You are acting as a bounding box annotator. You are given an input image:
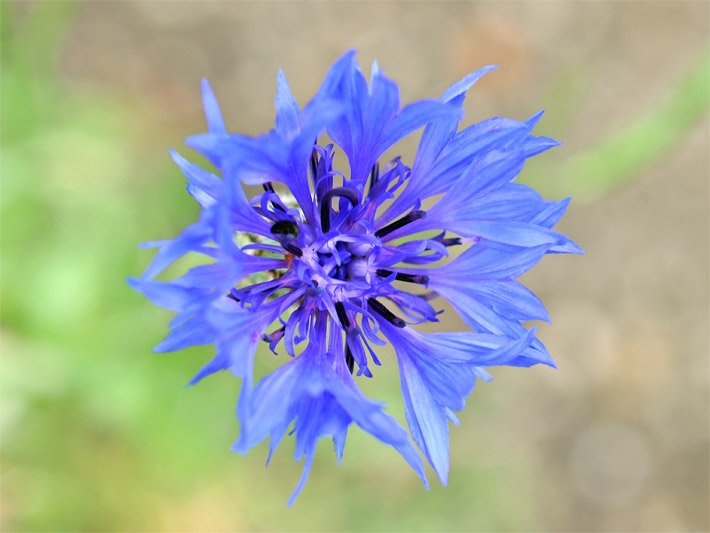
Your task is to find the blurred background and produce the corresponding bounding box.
[1,1,708,531]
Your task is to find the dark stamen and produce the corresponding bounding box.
[335,301,356,333]
[367,298,406,328]
[375,210,426,239]
[227,292,240,302]
[282,241,303,257]
[262,182,286,213]
[368,162,380,192]
[440,237,462,247]
[310,147,319,183]
[345,346,355,374]
[320,187,359,233]
[376,269,430,285]
[337,302,357,372]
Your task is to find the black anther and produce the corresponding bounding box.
[320,187,359,233]
[345,346,355,374]
[335,301,356,333]
[262,183,286,212]
[440,237,462,247]
[374,210,426,239]
[271,219,298,238]
[369,162,380,191]
[376,269,429,285]
[367,298,406,328]
[310,147,319,182]
[282,241,303,257]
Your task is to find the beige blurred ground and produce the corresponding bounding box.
[3,1,708,531]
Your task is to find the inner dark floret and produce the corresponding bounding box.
[240,144,447,374]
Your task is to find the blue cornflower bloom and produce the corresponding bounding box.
[129,51,581,504]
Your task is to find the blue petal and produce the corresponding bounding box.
[331,372,428,487]
[318,51,457,184]
[408,65,498,199]
[154,315,216,353]
[381,323,538,484]
[436,242,550,280]
[201,78,226,134]
[275,69,301,139]
[425,285,556,368]
[398,350,452,484]
[185,132,255,174]
[127,276,205,313]
[288,446,316,506]
[190,303,278,384]
[440,65,499,103]
[139,210,214,280]
[235,317,428,503]
[462,280,549,322]
[169,149,222,208]
[529,198,585,254]
[383,117,532,225]
[378,99,461,172]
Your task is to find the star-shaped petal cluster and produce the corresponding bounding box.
[130,51,582,504]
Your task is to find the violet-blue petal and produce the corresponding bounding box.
[201,78,227,134]
[235,320,427,504]
[412,64,499,184]
[381,322,538,484]
[139,209,215,281]
[274,69,301,139]
[170,149,222,208]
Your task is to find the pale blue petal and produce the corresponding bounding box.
[170,149,222,208]
[398,351,451,485]
[275,69,301,138]
[201,78,226,134]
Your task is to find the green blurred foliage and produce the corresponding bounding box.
[1,3,238,529]
[528,52,710,200]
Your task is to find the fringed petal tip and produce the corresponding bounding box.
[525,109,546,128]
[201,78,227,134]
[229,438,249,456]
[440,64,499,103]
[287,449,316,507]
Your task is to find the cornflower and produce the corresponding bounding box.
[130,51,581,505]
